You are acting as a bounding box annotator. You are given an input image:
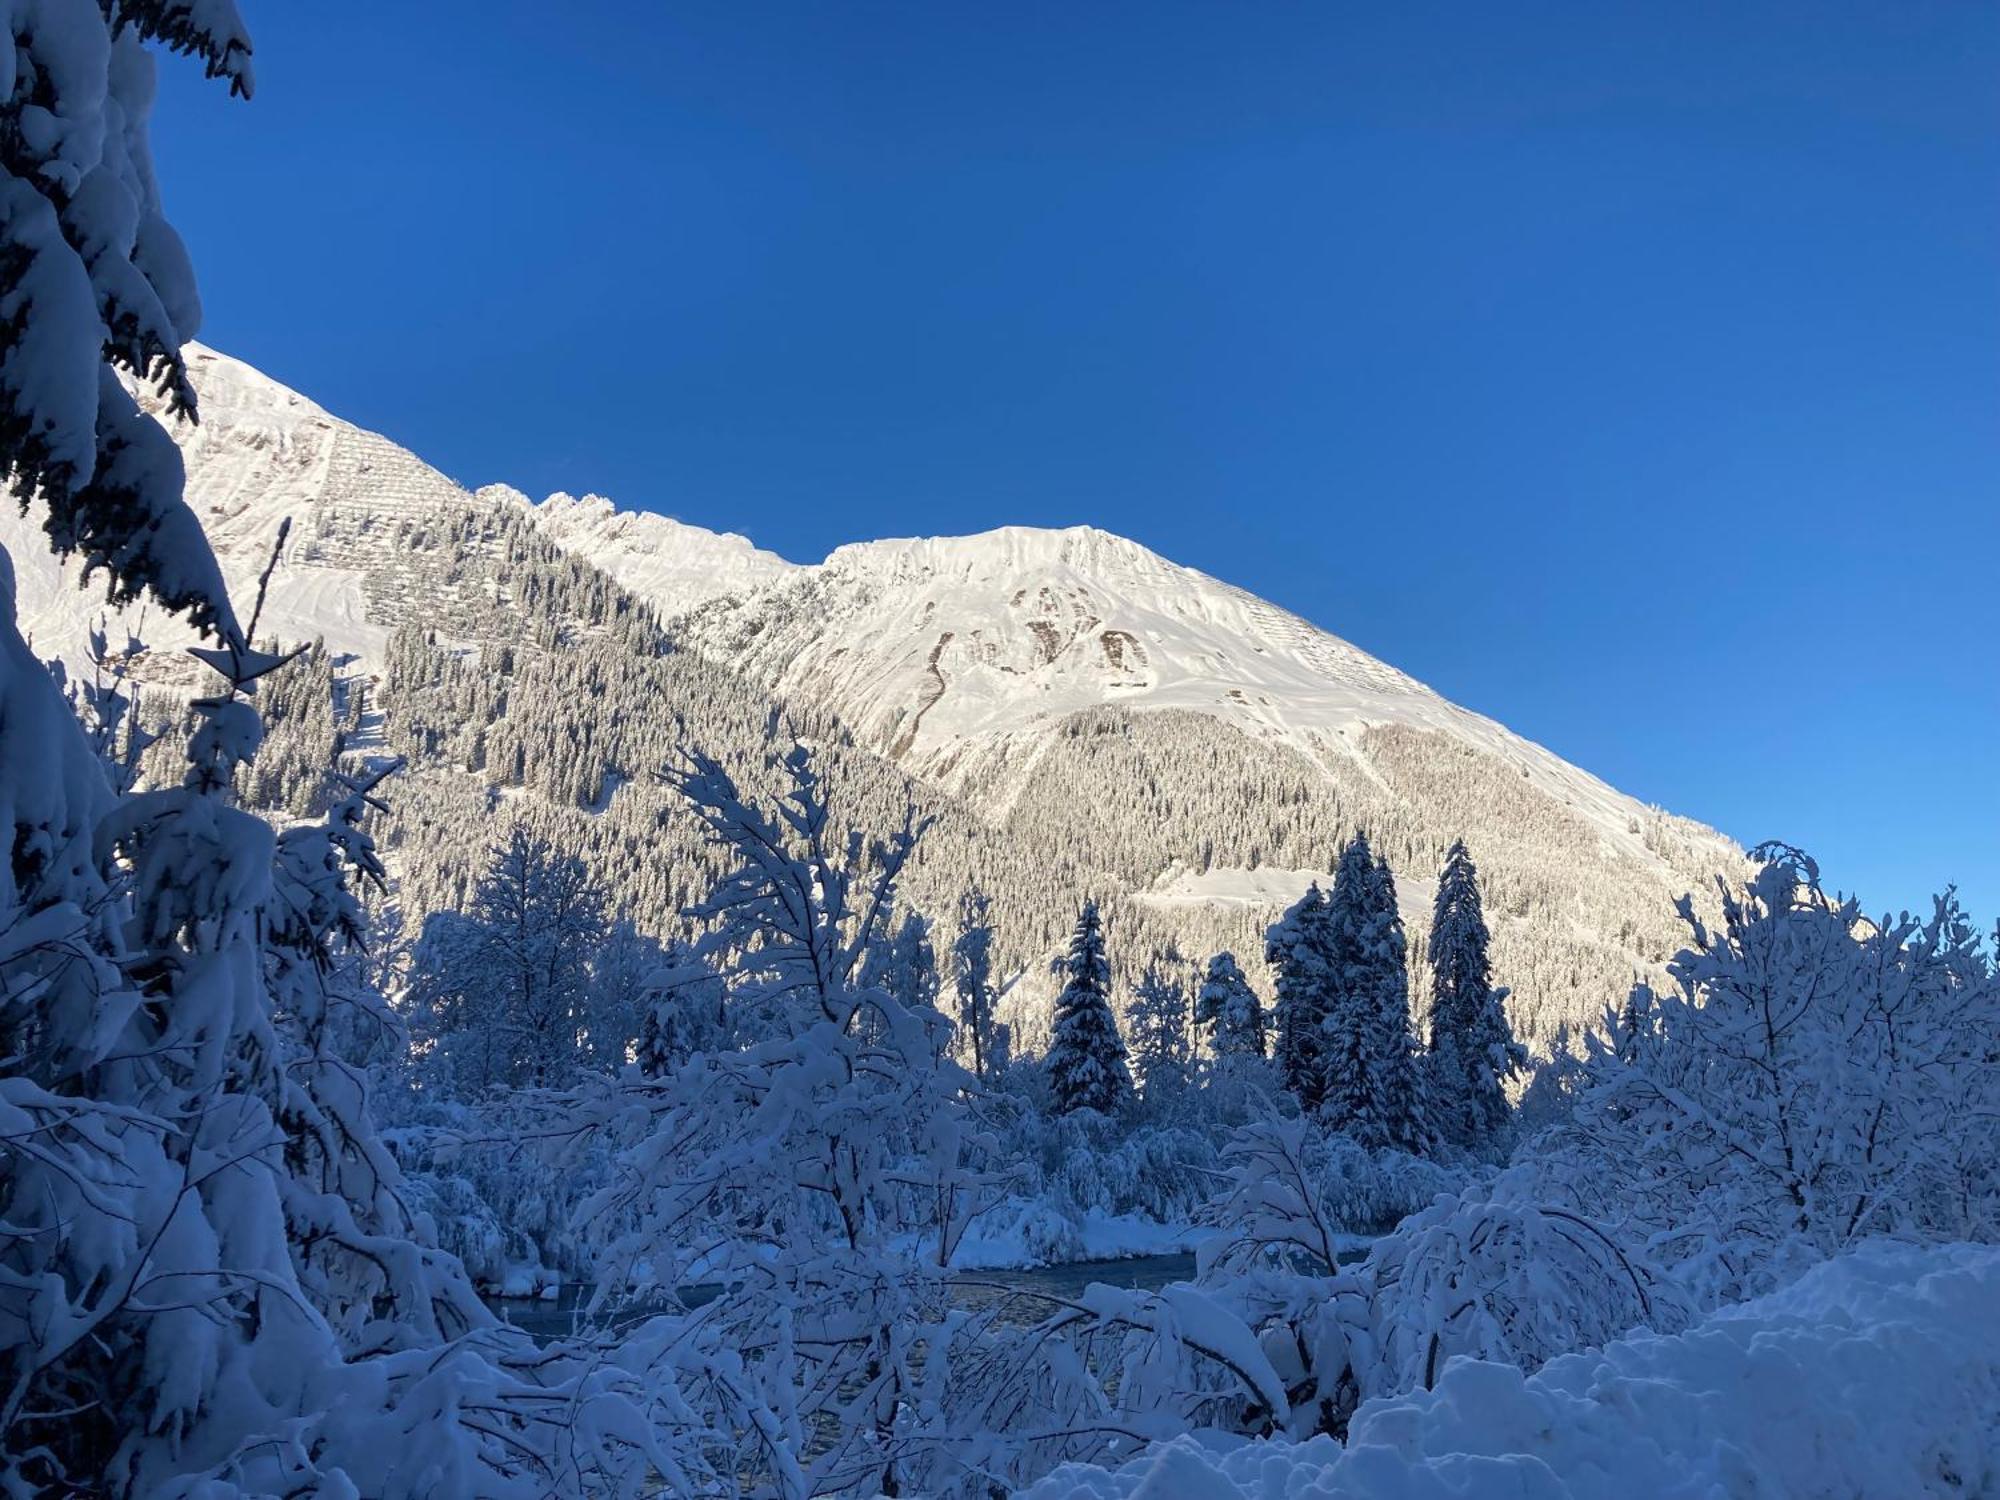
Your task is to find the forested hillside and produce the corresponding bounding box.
[4,346,1743,1053]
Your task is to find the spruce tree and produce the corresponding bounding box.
[1319,840,1378,1136]
[1426,839,1526,1149]
[951,882,1005,1084]
[1266,883,1336,1111]
[1045,901,1133,1115]
[1365,847,1434,1154]
[1322,833,1432,1152]
[1128,948,1193,1108]
[408,827,610,1089]
[1195,950,1267,1059]
[885,909,941,1013]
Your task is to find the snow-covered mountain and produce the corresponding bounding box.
[2,345,1742,1045]
[666,524,1661,861]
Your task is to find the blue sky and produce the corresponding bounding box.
[154,2,1997,921]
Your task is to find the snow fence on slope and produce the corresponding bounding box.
[1022,1240,2000,1499]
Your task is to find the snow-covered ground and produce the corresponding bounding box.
[941,1203,1211,1271]
[1021,1240,2000,1499]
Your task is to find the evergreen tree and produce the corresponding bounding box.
[1425,839,1526,1150]
[1322,833,1432,1153]
[1612,979,1656,1064]
[885,909,941,1014]
[1365,847,1434,1154]
[1045,901,1132,1115]
[1194,950,1267,1059]
[582,917,668,1072]
[634,939,729,1076]
[1266,883,1336,1111]
[1128,948,1194,1109]
[408,828,610,1089]
[951,882,1006,1084]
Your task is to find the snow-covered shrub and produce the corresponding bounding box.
[1199,1112,1463,1279]
[1338,1173,1681,1398]
[1193,1169,1674,1441]
[559,747,1009,1497]
[382,1095,609,1292]
[1533,845,2000,1305]
[1106,1125,1218,1225]
[1005,1099,1221,1234]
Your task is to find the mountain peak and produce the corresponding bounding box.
[820,522,1172,582]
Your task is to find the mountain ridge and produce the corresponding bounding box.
[1,344,1742,1048]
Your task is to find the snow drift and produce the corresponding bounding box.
[1021,1241,2000,1499]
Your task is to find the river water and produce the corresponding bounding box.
[487,1251,1205,1343]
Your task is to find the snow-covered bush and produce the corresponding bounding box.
[1199,1112,1462,1279]
[382,1094,609,1292]
[558,746,1010,1496]
[1533,845,2000,1305]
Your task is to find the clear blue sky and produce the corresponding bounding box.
[154,2,1998,922]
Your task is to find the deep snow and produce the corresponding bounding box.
[1020,1240,2000,1499]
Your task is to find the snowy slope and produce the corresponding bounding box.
[5,345,1669,866]
[6,342,464,672]
[673,524,1679,864]
[3,348,792,678]
[1020,1242,2000,1500]
[508,488,795,609]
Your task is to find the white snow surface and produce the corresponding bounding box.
[5,342,449,671]
[1022,1240,2000,1500]
[507,487,795,609]
[670,524,1674,859]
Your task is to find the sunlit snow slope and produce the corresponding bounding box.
[653,525,1676,866]
[4,345,791,674]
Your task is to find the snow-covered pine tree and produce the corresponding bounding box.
[1127,948,1193,1111]
[0,2,249,644]
[1194,950,1266,1059]
[886,908,941,1014]
[1425,839,1525,1152]
[406,827,610,1089]
[1611,978,1656,1063]
[1321,834,1432,1153]
[1266,883,1336,1112]
[582,917,668,1072]
[2,18,697,1490]
[1046,901,1133,1115]
[951,881,1006,1084]
[634,938,728,1076]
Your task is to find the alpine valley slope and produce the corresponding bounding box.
[4,344,1741,1049]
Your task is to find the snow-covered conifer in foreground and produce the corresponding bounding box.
[1265,882,1335,1111]
[1319,834,1431,1153]
[1424,839,1525,1153]
[1045,900,1134,1116]
[1,13,695,1493]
